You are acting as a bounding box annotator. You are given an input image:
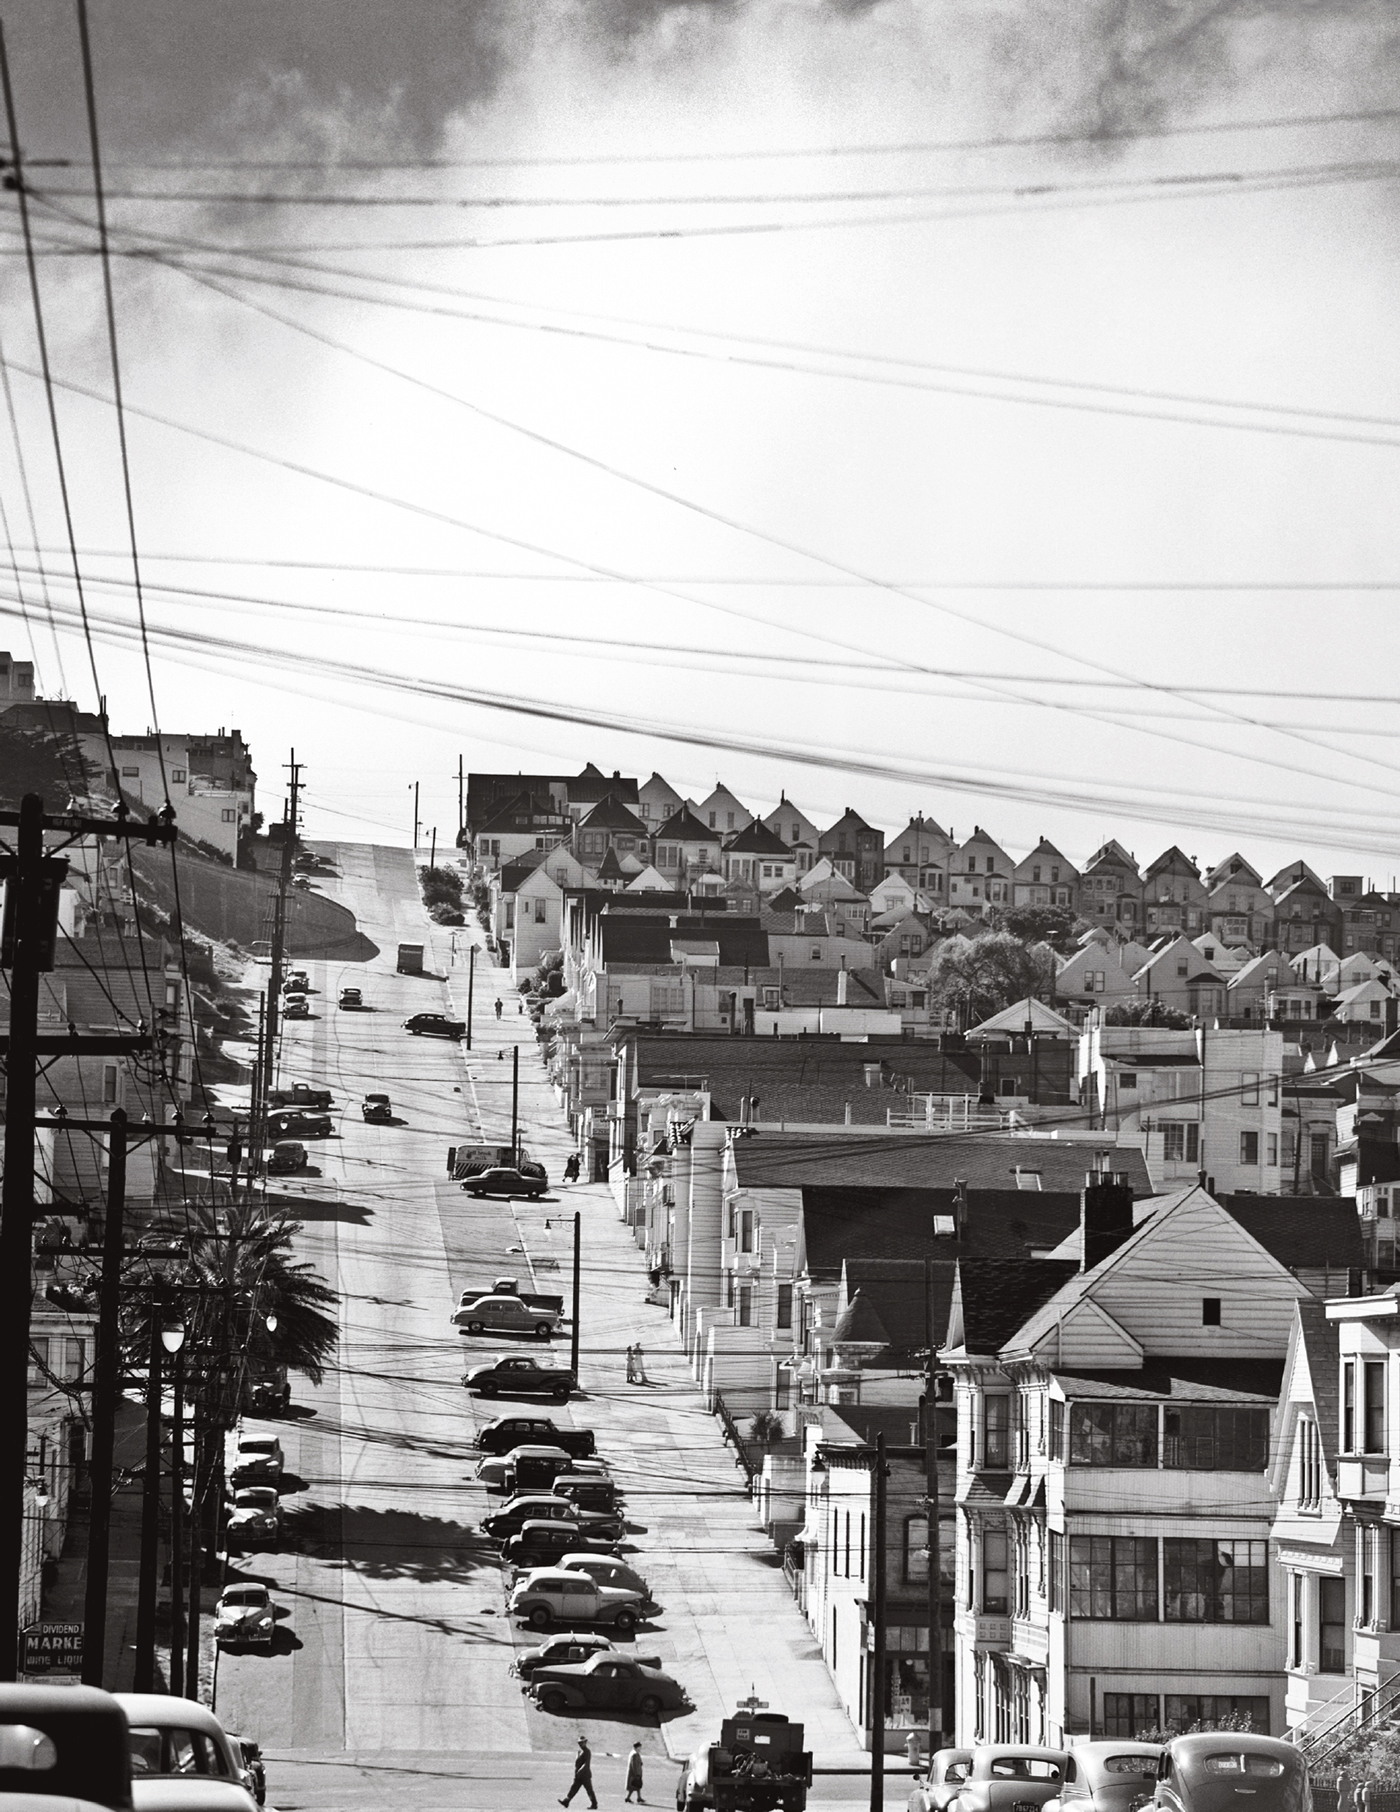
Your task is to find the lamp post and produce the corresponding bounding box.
[167,1330,187,1697]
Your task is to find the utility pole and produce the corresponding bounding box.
[412,782,420,853]
[169,1342,186,1697]
[510,1046,519,1157]
[871,1430,888,1812]
[0,793,175,1680]
[133,1311,164,1692]
[925,1257,943,1754]
[466,944,476,1051]
[570,1211,581,1382]
[261,752,302,1121]
[456,756,464,845]
[429,827,437,872]
[81,1112,126,1687]
[185,1425,204,1700]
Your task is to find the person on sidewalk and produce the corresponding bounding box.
[494,997,503,1019]
[563,1153,580,1184]
[625,1741,644,1803]
[561,1736,597,1809]
[631,1344,648,1385]
[625,1344,637,1384]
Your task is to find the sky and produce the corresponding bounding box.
[1,0,1399,881]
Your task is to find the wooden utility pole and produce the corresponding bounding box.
[0,794,174,1679]
[456,756,464,844]
[133,1312,164,1692]
[925,1256,943,1751]
[510,1046,519,1156]
[570,1212,581,1382]
[871,1430,888,1812]
[466,944,476,1051]
[82,1112,126,1687]
[261,752,302,1119]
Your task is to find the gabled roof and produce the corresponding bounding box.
[1143,845,1201,881]
[477,788,570,834]
[569,767,639,807]
[577,794,648,835]
[1336,977,1395,1006]
[1267,860,1327,896]
[821,807,879,840]
[1219,1194,1364,1270]
[733,1134,1152,1195]
[767,885,802,913]
[1228,951,1291,990]
[654,805,721,843]
[832,1289,894,1349]
[1295,1297,1341,1478]
[1204,852,1264,891]
[1084,840,1139,878]
[498,847,550,891]
[947,1257,1079,1355]
[843,1259,951,1355]
[796,861,867,901]
[884,815,950,854]
[968,997,1078,1039]
[723,820,792,857]
[1013,837,1079,879]
[595,847,628,881]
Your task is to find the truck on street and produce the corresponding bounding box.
[677,1708,813,1812]
[396,942,425,974]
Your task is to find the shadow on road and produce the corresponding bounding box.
[286,1196,374,1225]
[281,1501,497,1583]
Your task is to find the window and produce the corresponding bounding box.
[1344,1361,1356,1452]
[810,946,822,961]
[905,1515,929,1583]
[1201,1298,1221,1326]
[1242,1072,1260,1106]
[1266,1133,1278,1166]
[1163,1538,1268,1622]
[1119,1070,1137,1089]
[1102,1694,1159,1738]
[170,767,186,783]
[1032,867,1041,883]
[1240,1130,1259,1165]
[1298,1417,1322,1510]
[1070,1403,1158,1467]
[1069,1535,1158,1620]
[1048,1399,1065,1461]
[1049,1529,1065,1613]
[737,1285,752,1328]
[1162,1123,1200,1163]
[1321,1575,1347,1671]
[738,1210,754,1253]
[708,812,716,827]
[220,808,237,823]
[102,1064,119,1105]
[1365,1359,1386,1454]
[1363,1526,1377,1626]
[1392,1530,1400,1632]
[982,1526,1009,1613]
[776,1283,793,1329]
[1290,1573,1303,1668]
[1163,1406,1268,1469]
[1162,1696,1268,1735]
[121,764,139,777]
[534,899,548,924]
[983,1396,1010,1468]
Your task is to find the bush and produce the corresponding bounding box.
[419,864,464,912]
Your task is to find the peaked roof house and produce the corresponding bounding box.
[883,815,955,898]
[1141,847,1208,938]
[1012,838,1080,913]
[1271,867,1343,955]
[1055,938,1141,1014]
[695,782,753,837]
[1129,933,1226,1017]
[636,771,684,829]
[943,1179,1318,1748]
[470,788,572,871]
[651,805,723,884]
[819,808,885,894]
[565,763,641,819]
[947,827,1014,921]
[722,819,797,894]
[571,795,651,874]
[762,794,822,874]
[1204,854,1273,948]
[1080,840,1142,934]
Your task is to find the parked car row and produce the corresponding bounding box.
[905,1738,1308,1812]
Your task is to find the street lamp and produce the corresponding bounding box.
[160,1319,186,1356]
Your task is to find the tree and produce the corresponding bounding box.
[927,931,1056,1028]
[991,903,1078,953]
[1104,998,1192,1030]
[0,721,97,810]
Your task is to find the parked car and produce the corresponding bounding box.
[114,1692,258,1810]
[553,1553,657,1610]
[0,1681,134,1809]
[267,1083,332,1109]
[450,1143,547,1186]
[267,1140,307,1175]
[909,1751,975,1812]
[509,1568,646,1632]
[267,1110,332,1141]
[338,987,363,1009]
[921,1748,1066,1812]
[361,1093,392,1122]
[1152,1736,1307,1812]
[483,1494,623,1543]
[474,1414,595,1457]
[461,1165,549,1200]
[476,1443,573,1492]
[1043,1743,1162,1812]
[503,1519,618,1571]
[282,993,311,1019]
[515,1630,646,1678]
[453,1294,559,1338]
[529,1653,686,1717]
[551,1474,624,1519]
[226,1488,282,1549]
[464,1357,575,1402]
[404,1012,464,1039]
[214,1584,277,1653]
[284,971,310,992]
[225,1735,266,1806]
[230,1435,283,1487]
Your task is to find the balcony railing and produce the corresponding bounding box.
[887,1094,1016,1132]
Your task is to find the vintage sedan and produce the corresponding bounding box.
[528,1653,688,1717]
[464,1357,574,1402]
[515,1631,651,1678]
[267,1110,332,1141]
[461,1165,549,1201]
[504,1520,619,1571]
[338,987,363,1009]
[909,1751,975,1812]
[475,1415,595,1457]
[933,1748,1066,1812]
[230,1436,284,1487]
[226,1488,282,1549]
[404,1012,465,1039]
[1153,1735,1309,1812]
[484,1494,623,1544]
[1044,1744,1162,1812]
[361,1093,392,1122]
[213,1584,277,1653]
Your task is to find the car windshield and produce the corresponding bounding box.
[128,1728,231,1776]
[989,1759,1060,1781]
[222,1588,267,1606]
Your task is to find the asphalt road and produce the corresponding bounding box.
[214,843,882,1811]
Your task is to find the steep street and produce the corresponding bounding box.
[215,843,868,1810]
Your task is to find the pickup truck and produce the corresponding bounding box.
[509,1567,646,1633]
[528,1653,688,1717]
[474,1414,596,1457]
[459,1277,564,1317]
[453,1294,560,1338]
[267,1083,334,1109]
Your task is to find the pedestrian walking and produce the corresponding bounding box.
[561,1736,597,1810]
[632,1343,648,1386]
[625,1343,638,1384]
[564,1153,580,1184]
[625,1741,645,1803]
[494,997,503,1020]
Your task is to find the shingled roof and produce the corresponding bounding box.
[1220,1194,1364,1270]
[655,805,721,843]
[724,820,792,858]
[801,1186,1083,1278]
[731,1133,1152,1195]
[577,794,649,835]
[948,1257,1079,1355]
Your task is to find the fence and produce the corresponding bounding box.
[714,1392,759,1485]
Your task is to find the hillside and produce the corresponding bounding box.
[132,845,378,963]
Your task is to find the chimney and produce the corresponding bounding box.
[837,968,849,1005]
[863,1062,881,1088]
[1080,1172,1135,1273]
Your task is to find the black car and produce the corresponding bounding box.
[475,1414,596,1458]
[483,1496,623,1544]
[515,1631,630,1678]
[464,1356,575,1403]
[267,1109,333,1140]
[503,1519,618,1570]
[404,1013,465,1039]
[462,1166,548,1200]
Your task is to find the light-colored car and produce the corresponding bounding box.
[554,1553,658,1610]
[1043,1742,1162,1812]
[214,1584,276,1652]
[509,1567,647,1632]
[113,1693,258,1811]
[917,1747,1066,1812]
[361,1092,392,1122]
[908,1750,975,1812]
[282,993,311,1019]
[452,1294,559,1338]
[226,1488,281,1548]
[230,1435,283,1487]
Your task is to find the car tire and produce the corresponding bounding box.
[534,1324,552,1339]
[541,1688,567,1715]
[613,1609,637,1634]
[468,1321,485,1336]
[639,1694,661,1718]
[552,1390,570,1404]
[528,1606,552,1629]
[477,1382,497,1397]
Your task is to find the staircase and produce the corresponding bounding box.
[1296,1672,1400,1771]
